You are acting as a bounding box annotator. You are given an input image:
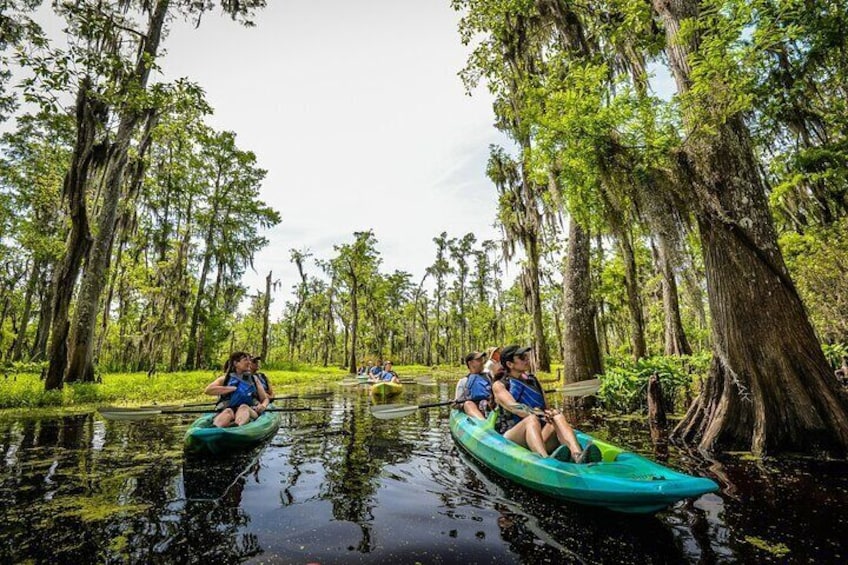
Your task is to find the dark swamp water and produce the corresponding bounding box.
[2,383,848,564]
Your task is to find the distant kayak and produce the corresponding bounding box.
[371,381,403,398]
[184,405,282,455]
[450,410,718,514]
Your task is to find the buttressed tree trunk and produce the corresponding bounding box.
[654,0,848,454]
[562,219,603,385]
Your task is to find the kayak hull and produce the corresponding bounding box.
[371,381,403,398]
[184,405,282,455]
[449,410,718,514]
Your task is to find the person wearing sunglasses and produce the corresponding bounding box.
[492,344,599,463]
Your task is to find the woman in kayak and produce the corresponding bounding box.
[379,361,400,383]
[205,351,270,428]
[493,345,599,463]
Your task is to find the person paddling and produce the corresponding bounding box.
[493,345,600,463]
[455,351,493,419]
[379,361,399,383]
[205,351,270,428]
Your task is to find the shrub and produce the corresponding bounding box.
[598,353,711,414]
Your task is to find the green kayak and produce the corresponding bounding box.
[184,405,282,455]
[371,381,403,398]
[450,410,718,514]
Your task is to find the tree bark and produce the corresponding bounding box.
[655,0,848,454]
[562,220,603,385]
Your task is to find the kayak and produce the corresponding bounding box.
[184,405,282,455]
[449,410,718,514]
[371,381,403,398]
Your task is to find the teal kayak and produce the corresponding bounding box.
[184,405,282,455]
[449,410,719,514]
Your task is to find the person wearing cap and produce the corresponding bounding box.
[250,356,273,399]
[379,361,399,383]
[455,351,493,419]
[493,344,600,463]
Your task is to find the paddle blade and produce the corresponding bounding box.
[98,408,162,421]
[370,403,420,420]
[554,378,601,397]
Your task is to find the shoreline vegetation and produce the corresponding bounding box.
[3,348,844,418]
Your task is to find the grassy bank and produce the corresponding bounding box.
[0,365,352,410]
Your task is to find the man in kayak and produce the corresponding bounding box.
[205,351,270,428]
[455,351,493,419]
[250,355,274,399]
[380,361,400,383]
[493,345,600,463]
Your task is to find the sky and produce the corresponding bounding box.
[155,1,510,316]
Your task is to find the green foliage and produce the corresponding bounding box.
[822,343,848,369]
[780,218,848,343]
[598,353,711,414]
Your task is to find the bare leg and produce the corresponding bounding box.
[462,400,485,420]
[213,408,235,428]
[542,414,582,457]
[234,404,256,426]
[504,416,548,456]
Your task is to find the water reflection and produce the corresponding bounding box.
[2,391,848,563]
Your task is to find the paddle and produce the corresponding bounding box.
[274,391,334,400]
[98,406,332,421]
[370,400,458,420]
[544,378,601,397]
[370,378,602,421]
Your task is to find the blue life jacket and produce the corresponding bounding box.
[381,370,397,381]
[465,373,492,402]
[221,372,258,409]
[370,366,382,375]
[498,373,545,431]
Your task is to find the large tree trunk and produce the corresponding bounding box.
[44,82,99,391]
[66,109,156,382]
[562,220,603,384]
[655,0,848,454]
[64,1,168,383]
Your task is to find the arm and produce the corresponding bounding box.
[255,378,270,413]
[205,375,234,396]
[492,380,534,420]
